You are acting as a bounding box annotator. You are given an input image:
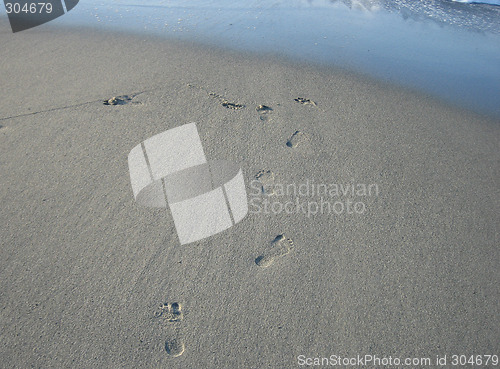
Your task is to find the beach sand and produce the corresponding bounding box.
[0,20,499,368]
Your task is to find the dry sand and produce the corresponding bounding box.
[0,20,499,368]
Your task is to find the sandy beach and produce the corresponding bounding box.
[0,18,499,368]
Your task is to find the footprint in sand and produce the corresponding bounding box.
[255,170,275,195]
[165,336,185,357]
[188,84,245,110]
[208,91,244,110]
[154,302,183,322]
[294,97,317,107]
[286,131,306,148]
[103,95,133,106]
[255,234,294,268]
[256,104,273,121]
[154,302,185,357]
[221,100,244,110]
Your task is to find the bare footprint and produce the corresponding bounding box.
[154,302,183,322]
[188,84,245,110]
[221,99,244,110]
[286,131,305,148]
[165,336,185,357]
[255,170,275,195]
[153,302,185,357]
[103,95,133,105]
[206,90,244,109]
[255,234,294,268]
[294,97,317,106]
[256,104,273,121]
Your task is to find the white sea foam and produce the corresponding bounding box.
[450,0,500,5]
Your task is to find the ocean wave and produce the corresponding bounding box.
[449,0,500,5]
[329,0,500,34]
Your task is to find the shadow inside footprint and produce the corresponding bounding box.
[165,337,185,357]
[256,104,273,120]
[103,95,132,105]
[256,234,294,268]
[154,302,183,322]
[256,104,272,113]
[294,97,317,106]
[286,131,305,148]
[221,100,244,110]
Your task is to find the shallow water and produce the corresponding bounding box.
[30,0,500,118]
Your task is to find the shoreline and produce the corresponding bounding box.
[52,0,500,119]
[3,20,500,124]
[3,15,500,123]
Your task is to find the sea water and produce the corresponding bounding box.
[18,0,500,118]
